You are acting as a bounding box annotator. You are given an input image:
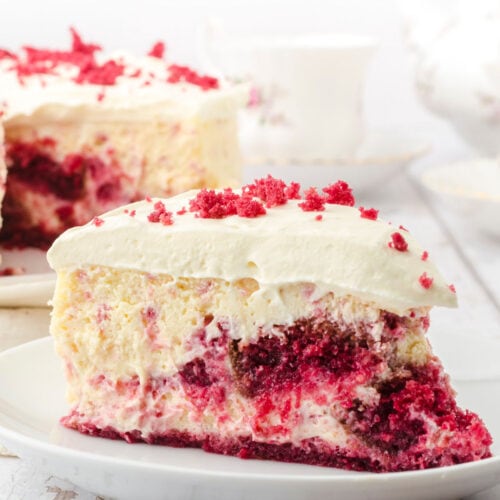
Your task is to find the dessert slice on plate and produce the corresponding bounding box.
[48,177,492,472]
[0,29,242,249]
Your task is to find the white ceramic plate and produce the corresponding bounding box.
[0,337,499,500]
[0,248,55,307]
[243,130,429,196]
[419,158,500,237]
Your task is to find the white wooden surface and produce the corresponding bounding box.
[0,157,499,499]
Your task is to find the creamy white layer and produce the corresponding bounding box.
[48,190,457,315]
[0,52,244,124]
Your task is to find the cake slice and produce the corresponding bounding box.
[48,177,492,472]
[0,29,241,249]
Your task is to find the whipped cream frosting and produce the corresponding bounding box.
[0,49,243,123]
[47,189,458,315]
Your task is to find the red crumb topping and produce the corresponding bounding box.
[75,59,125,86]
[0,29,218,90]
[188,188,267,219]
[298,187,325,212]
[145,196,152,202]
[399,225,409,232]
[148,41,165,59]
[285,181,301,200]
[449,284,456,293]
[0,49,16,60]
[176,207,187,215]
[243,176,288,207]
[419,272,433,289]
[421,251,429,261]
[315,214,323,221]
[359,207,379,220]
[129,210,136,217]
[388,232,408,252]
[167,64,219,90]
[148,201,173,225]
[322,180,355,206]
[97,90,105,102]
[92,216,104,227]
[235,196,267,218]
[189,189,238,219]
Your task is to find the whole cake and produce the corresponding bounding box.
[0,29,241,249]
[48,177,492,472]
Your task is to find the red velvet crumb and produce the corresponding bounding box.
[421,251,429,261]
[322,181,355,206]
[235,196,266,218]
[148,41,165,59]
[167,64,219,90]
[388,232,408,252]
[399,225,409,232]
[243,175,288,207]
[92,216,104,227]
[148,201,173,225]
[449,284,456,293]
[145,196,152,202]
[359,207,378,220]
[285,181,301,200]
[298,187,325,212]
[419,272,433,289]
[176,207,187,215]
[315,214,323,221]
[129,210,136,217]
[189,188,238,218]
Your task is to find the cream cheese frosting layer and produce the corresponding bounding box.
[47,189,457,315]
[0,49,243,122]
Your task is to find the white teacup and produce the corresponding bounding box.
[199,25,376,162]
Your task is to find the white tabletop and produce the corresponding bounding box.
[0,156,499,500]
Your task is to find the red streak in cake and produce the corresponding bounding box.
[0,140,128,248]
[298,187,325,212]
[323,181,355,206]
[388,232,408,252]
[62,313,492,472]
[359,207,378,220]
[419,272,433,289]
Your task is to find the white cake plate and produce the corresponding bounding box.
[0,337,499,500]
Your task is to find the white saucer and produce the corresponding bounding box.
[0,248,55,307]
[243,130,429,195]
[0,337,499,500]
[418,158,500,237]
